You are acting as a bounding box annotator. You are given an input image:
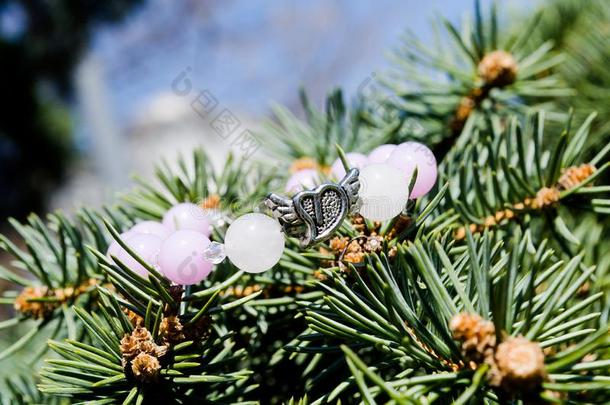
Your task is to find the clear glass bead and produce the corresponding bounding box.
[203,241,227,264]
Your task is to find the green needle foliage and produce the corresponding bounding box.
[442,111,610,248]
[259,89,405,168]
[0,210,114,365]
[524,0,610,149]
[123,149,276,220]
[300,231,608,403]
[381,0,572,158]
[0,1,609,404]
[39,248,256,404]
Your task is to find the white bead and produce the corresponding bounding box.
[224,213,285,273]
[357,163,409,221]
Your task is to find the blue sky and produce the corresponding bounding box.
[91,0,539,128]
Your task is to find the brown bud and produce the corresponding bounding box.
[491,336,546,391]
[329,236,349,253]
[484,216,497,227]
[535,187,560,208]
[343,251,365,264]
[455,97,476,123]
[132,326,152,343]
[350,214,367,233]
[363,235,383,253]
[346,240,362,253]
[494,210,505,222]
[160,316,185,345]
[138,340,167,358]
[289,157,319,173]
[131,353,161,383]
[120,335,140,360]
[450,313,496,365]
[454,227,466,240]
[313,270,328,281]
[55,287,74,302]
[558,164,595,190]
[124,309,144,327]
[14,286,55,319]
[478,50,518,87]
[200,194,221,210]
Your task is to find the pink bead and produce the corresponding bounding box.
[285,169,319,193]
[109,233,162,278]
[162,203,211,237]
[367,144,397,164]
[130,221,171,240]
[158,230,213,285]
[386,142,437,198]
[330,152,368,179]
[106,231,133,259]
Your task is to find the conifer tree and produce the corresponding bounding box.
[0,1,609,404]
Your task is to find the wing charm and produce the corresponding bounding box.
[265,168,360,248]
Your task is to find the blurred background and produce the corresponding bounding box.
[0,0,543,227]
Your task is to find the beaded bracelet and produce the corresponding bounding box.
[107,142,437,285]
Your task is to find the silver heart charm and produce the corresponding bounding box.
[265,168,360,248]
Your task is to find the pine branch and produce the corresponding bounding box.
[38,254,259,403]
[0,2,608,403]
[381,0,572,159]
[441,111,610,250]
[295,230,608,402]
[0,210,121,365]
[523,0,610,148]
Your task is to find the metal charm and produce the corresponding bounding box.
[265,168,360,248]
